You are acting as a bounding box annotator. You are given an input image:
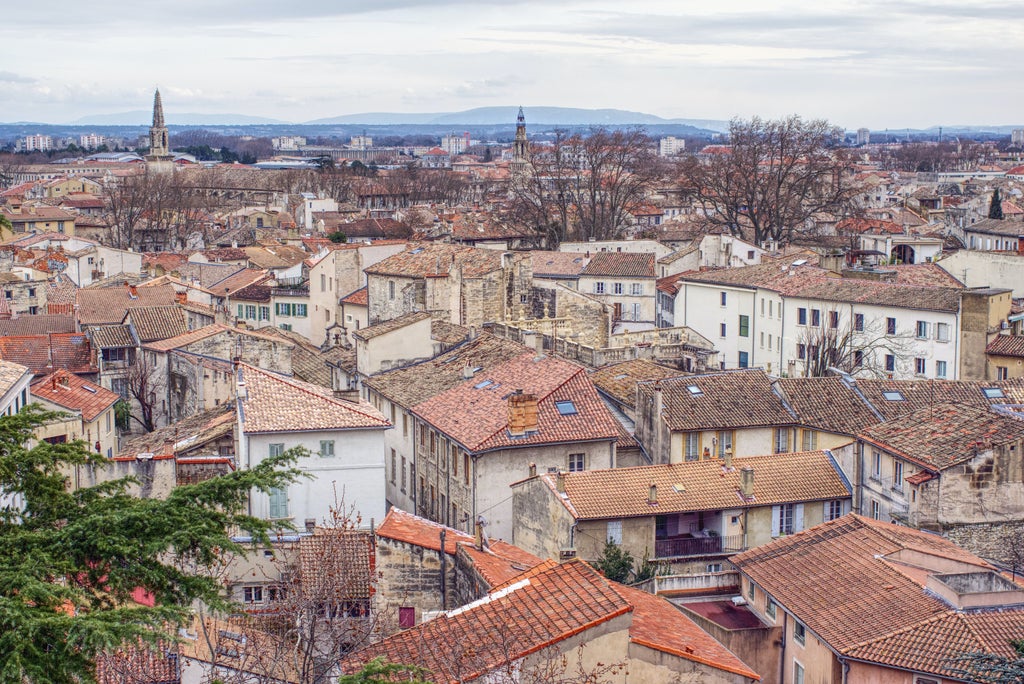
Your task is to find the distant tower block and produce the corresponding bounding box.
[1012,129,1024,146]
[511,106,529,175]
[658,136,686,157]
[856,128,871,146]
[146,88,174,172]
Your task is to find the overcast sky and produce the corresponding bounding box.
[3,0,1022,128]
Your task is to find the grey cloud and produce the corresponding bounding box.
[0,71,36,84]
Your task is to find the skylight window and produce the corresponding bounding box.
[555,400,578,416]
[982,387,1006,399]
[687,385,704,396]
[474,380,493,389]
[613,373,628,380]
[882,391,905,401]
[409,247,424,254]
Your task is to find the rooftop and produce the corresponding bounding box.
[31,370,118,422]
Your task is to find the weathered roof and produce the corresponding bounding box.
[775,376,883,436]
[123,305,187,343]
[77,283,177,326]
[364,243,504,279]
[89,324,135,349]
[637,369,797,432]
[0,314,77,336]
[986,334,1024,358]
[589,359,683,410]
[545,449,850,520]
[353,311,430,342]
[529,251,589,278]
[0,333,94,375]
[207,267,271,296]
[238,363,389,433]
[0,359,31,396]
[579,251,656,278]
[117,403,236,459]
[859,402,1024,471]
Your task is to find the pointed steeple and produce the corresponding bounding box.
[152,88,165,129]
[512,106,529,175]
[517,106,525,125]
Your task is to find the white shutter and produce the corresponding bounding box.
[823,501,831,520]
[795,504,805,532]
[771,506,781,538]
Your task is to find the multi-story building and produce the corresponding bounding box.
[577,252,657,329]
[16,134,53,152]
[658,136,686,157]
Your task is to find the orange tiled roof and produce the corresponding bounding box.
[775,376,883,436]
[238,362,389,433]
[365,243,505,279]
[123,305,187,343]
[0,333,94,375]
[529,250,589,279]
[412,353,620,453]
[546,449,850,520]
[340,286,368,306]
[579,251,656,278]
[589,359,683,410]
[733,515,1018,679]
[77,283,177,326]
[32,370,118,421]
[986,334,1024,358]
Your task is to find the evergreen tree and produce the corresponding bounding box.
[0,406,302,683]
[989,188,1005,220]
[592,539,634,583]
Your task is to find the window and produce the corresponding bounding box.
[915,358,926,375]
[245,305,256,319]
[853,350,864,368]
[774,428,790,453]
[717,431,734,459]
[268,487,289,519]
[739,315,749,337]
[243,586,264,603]
[319,440,335,458]
[464,453,470,485]
[738,351,749,368]
[801,430,817,451]
[798,308,807,325]
[720,291,727,306]
[893,460,904,491]
[794,661,804,684]
[607,520,622,544]
[936,322,950,342]
[886,317,896,335]
[871,499,880,519]
[269,443,285,458]
[872,451,882,479]
[594,282,606,294]
[761,299,765,316]
[794,621,806,646]
[259,306,270,321]
[398,606,415,629]
[401,456,407,491]
[824,499,844,521]
[797,343,806,360]
[555,400,578,415]
[237,304,244,318]
[769,301,773,317]
[885,354,895,372]
[829,310,839,328]
[720,323,727,337]
[760,332,765,348]
[983,386,1006,399]
[684,432,700,461]
[997,367,1009,381]
[631,283,643,296]
[276,302,290,316]
[707,563,722,573]
[451,445,458,476]
[882,390,905,401]
[936,360,947,378]
[390,449,396,484]
[773,504,795,536]
[568,453,585,472]
[613,282,623,295]
[766,597,777,620]
[854,313,864,332]
[916,320,929,339]
[388,281,395,300]
[811,309,821,327]
[320,274,326,292]
[294,304,307,317]
[748,581,755,600]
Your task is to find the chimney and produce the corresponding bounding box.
[175,291,187,304]
[333,388,360,403]
[724,448,734,470]
[507,389,539,437]
[740,467,755,499]
[648,483,658,505]
[528,463,537,478]
[58,373,70,388]
[304,518,316,533]
[556,471,566,494]
[462,364,477,379]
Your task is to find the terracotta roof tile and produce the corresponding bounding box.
[89,325,135,349]
[300,529,375,601]
[638,369,796,431]
[986,334,1024,358]
[364,243,505,279]
[529,250,590,278]
[118,404,236,459]
[32,369,118,421]
[589,359,683,410]
[889,264,964,288]
[775,376,883,436]
[340,286,368,306]
[0,333,94,375]
[124,305,187,343]
[579,251,656,278]
[77,283,178,326]
[548,449,850,520]
[238,363,389,433]
[859,402,1024,471]
[413,354,620,453]
[0,359,31,395]
[207,268,271,296]
[353,311,430,342]
[0,314,77,336]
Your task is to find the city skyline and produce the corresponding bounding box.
[2,0,1022,129]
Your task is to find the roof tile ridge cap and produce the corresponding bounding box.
[840,610,958,656]
[243,363,388,424]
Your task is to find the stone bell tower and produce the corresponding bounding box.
[146,89,173,172]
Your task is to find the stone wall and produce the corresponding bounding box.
[942,521,1024,567]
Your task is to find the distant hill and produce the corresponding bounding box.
[71,111,290,126]
[306,106,731,131]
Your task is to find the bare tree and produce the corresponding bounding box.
[124,352,166,433]
[796,311,917,379]
[682,116,861,247]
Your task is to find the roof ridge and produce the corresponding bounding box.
[241,363,388,425]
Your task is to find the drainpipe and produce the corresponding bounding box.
[779,610,788,684]
[439,528,447,610]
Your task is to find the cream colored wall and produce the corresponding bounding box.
[627,643,754,684]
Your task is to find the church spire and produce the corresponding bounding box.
[152,88,165,129]
[512,106,528,176]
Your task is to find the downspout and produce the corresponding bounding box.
[779,610,788,684]
[439,528,447,610]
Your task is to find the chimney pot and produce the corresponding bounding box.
[556,471,566,494]
[740,467,755,499]
[528,463,537,478]
[648,483,658,504]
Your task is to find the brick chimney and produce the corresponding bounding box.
[507,389,539,437]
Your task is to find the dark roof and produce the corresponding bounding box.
[579,251,656,278]
[0,314,76,336]
[124,305,187,343]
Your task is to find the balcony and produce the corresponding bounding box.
[655,534,745,559]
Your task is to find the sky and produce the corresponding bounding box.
[2,0,1022,129]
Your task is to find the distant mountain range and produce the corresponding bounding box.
[59,106,730,131]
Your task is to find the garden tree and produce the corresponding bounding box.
[0,406,302,683]
[122,352,167,433]
[681,116,861,247]
[336,657,430,684]
[592,539,634,583]
[990,188,1005,220]
[509,128,659,246]
[945,640,1024,684]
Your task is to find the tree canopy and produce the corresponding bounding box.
[0,406,301,683]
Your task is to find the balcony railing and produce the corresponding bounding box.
[655,534,745,559]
